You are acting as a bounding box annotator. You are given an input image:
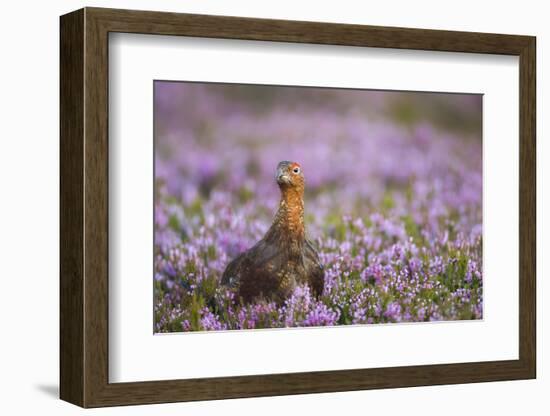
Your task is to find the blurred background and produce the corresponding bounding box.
[154,82,482,234]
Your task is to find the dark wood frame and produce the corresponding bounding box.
[60,7,536,408]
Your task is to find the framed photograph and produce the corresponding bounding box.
[60,7,536,407]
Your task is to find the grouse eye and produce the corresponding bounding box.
[293,167,300,174]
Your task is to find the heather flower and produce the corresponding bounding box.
[384,302,402,322]
[302,303,340,327]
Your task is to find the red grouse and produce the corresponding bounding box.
[221,161,324,304]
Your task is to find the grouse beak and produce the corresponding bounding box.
[276,167,291,186]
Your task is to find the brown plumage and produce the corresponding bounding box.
[221,161,324,304]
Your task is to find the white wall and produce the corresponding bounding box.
[0,1,545,414]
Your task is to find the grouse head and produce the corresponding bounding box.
[275,161,304,192]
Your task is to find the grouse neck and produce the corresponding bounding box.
[269,186,305,241]
[265,184,305,244]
